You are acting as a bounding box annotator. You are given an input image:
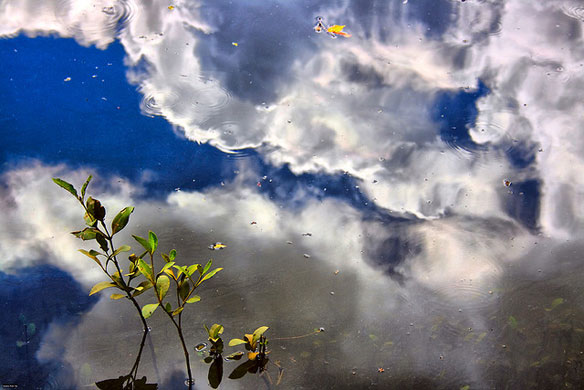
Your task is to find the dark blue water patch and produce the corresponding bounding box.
[503,179,540,232]
[432,80,490,151]
[405,0,454,38]
[0,36,240,196]
[0,265,98,389]
[252,161,410,222]
[505,140,538,169]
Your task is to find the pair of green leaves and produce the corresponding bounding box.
[133,231,158,255]
[228,326,269,351]
[53,176,134,238]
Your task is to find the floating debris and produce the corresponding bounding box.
[64,77,71,82]
[327,24,352,38]
[232,42,238,47]
[334,270,340,275]
[313,16,326,33]
[102,6,115,15]
[208,242,227,250]
[286,241,293,245]
[377,368,385,373]
[314,16,351,38]
[250,221,257,225]
[319,327,325,332]
[302,232,312,237]
[503,179,512,187]
[168,5,175,10]
[257,181,262,187]
[194,342,207,352]
[303,254,311,258]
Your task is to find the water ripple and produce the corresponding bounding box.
[55,0,137,39]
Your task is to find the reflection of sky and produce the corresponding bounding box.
[1,0,584,388]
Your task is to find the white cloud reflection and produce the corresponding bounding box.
[2,0,584,386]
[2,0,583,235]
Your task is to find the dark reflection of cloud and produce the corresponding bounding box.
[0,265,96,389]
[195,0,320,104]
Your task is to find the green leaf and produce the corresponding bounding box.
[252,326,269,344]
[112,245,131,257]
[111,207,134,235]
[96,233,109,252]
[199,268,223,284]
[156,275,170,301]
[148,231,158,253]
[172,307,184,316]
[16,340,26,348]
[186,264,198,277]
[132,280,153,297]
[78,249,102,268]
[83,212,97,227]
[111,271,123,287]
[160,262,175,274]
[89,281,117,296]
[137,259,154,282]
[508,316,518,329]
[209,324,224,340]
[228,338,247,347]
[165,302,172,312]
[86,197,106,221]
[169,249,177,261]
[551,298,564,309]
[52,178,78,198]
[186,295,201,304]
[202,259,212,275]
[80,175,92,200]
[110,294,125,300]
[225,351,244,361]
[142,303,159,319]
[72,228,98,241]
[178,281,190,301]
[133,235,152,253]
[161,253,170,263]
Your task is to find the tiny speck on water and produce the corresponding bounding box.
[304,254,311,258]
[330,291,335,295]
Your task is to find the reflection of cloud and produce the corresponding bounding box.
[0,161,545,388]
[5,0,579,234]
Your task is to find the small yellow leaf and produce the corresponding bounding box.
[168,5,174,10]
[110,294,125,300]
[247,352,259,360]
[328,25,346,33]
[232,42,238,47]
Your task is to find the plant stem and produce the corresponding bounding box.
[171,318,193,388]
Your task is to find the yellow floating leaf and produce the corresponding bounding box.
[232,42,238,47]
[326,24,352,37]
[168,5,174,10]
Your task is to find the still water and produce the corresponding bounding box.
[1,0,584,389]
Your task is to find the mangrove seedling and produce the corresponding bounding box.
[228,326,271,380]
[202,323,231,388]
[132,231,223,388]
[52,176,150,333]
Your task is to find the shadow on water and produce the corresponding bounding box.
[95,330,158,390]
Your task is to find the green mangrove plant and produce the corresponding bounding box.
[52,176,149,333]
[131,230,223,387]
[53,175,223,388]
